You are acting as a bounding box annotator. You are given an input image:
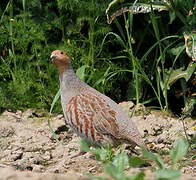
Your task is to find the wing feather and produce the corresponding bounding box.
[66,92,120,140]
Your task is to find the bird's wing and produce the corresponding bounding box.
[66,92,120,139]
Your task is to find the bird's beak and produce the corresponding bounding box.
[50,54,57,62]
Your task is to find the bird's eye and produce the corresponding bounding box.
[60,51,63,54]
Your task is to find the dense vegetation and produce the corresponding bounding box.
[0,0,195,116]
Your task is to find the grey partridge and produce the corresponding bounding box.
[50,50,145,148]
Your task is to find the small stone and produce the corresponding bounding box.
[10,151,23,161]
[146,136,156,143]
[157,137,164,144]
[32,164,45,172]
[22,109,34,119]
[0,126,15,138]
[155,143,165,149]
[42,151,51,161]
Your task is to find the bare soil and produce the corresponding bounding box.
[0,102,195,180]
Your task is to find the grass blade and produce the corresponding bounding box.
[170,138,189,165]
[155,169,181,180]
[142,149,165,169]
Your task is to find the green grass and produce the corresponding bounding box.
[0,0,195,116]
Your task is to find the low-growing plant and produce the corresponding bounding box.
[79,138,189,180]
[143,138,189,180]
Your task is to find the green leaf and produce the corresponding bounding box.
[128,172,145,180]
[169,11,176,24]
[167,62,196,88]
[170,45,184,56]
[129,156,146,167]
[184,31,196,61]
[76,65,88,81]
[92,177,109,180]
[142,149,165,169]
[182,97,196,116]
[106,2,168,24]
[155,169,181,180]
[185,62,196,81]
[48,89,61,143]
[91,146,113,162]
[104,163,125,180]
[91,148,103,161]
[112,153,129,171]
[79,139,90,152]
[93,67,111,87]
[170,138,189,165]
[49,89,60,114]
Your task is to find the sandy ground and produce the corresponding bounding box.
[0,102,195,180]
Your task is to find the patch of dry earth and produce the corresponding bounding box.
[0,103,195,180]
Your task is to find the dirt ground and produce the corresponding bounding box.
[0,102,195,180]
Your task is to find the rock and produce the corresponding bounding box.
[22,109,34,119]
[0,126,15,138]
[32,164,45,172]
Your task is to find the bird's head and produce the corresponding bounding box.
[50,50,71,74]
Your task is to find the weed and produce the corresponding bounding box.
[80,137,189,180]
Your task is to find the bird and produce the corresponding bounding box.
[50,50,145,149]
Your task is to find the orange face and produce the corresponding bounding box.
[50,50,71,76]
[50,50,70,67]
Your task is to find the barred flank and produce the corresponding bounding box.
[66,92,119,144]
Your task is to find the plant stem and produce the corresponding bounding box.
[124,13,140,104]
[9,0,15,56]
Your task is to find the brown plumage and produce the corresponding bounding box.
[50,50,145,148]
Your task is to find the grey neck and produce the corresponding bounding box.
[59,65,85,93]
